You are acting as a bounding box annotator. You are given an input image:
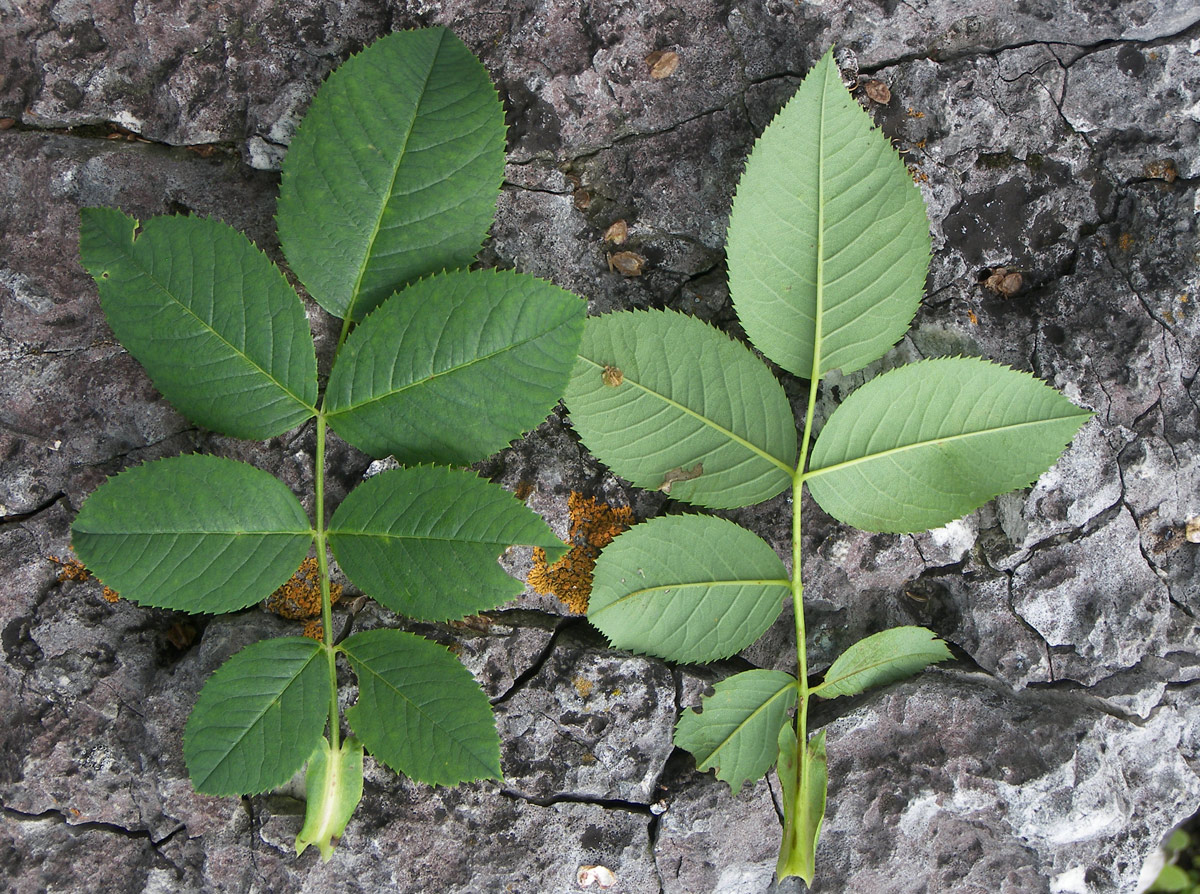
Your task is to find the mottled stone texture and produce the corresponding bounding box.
[3,1,1199,892]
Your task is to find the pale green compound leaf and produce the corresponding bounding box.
[328,465,567,622]
[726,48,930,379]
[674,669,797,792]
[805,357,1093,533]
[341,629,502,785]
[814,626,952,699]
[71,454,314,614]
[565,310,796,510]
[325,269,585,465]
[776,725,827,884]
[183,636,330,796]
[296,736,365,861]
[589,515,791,663]
[277,27,506,322]
[78,208,318,438]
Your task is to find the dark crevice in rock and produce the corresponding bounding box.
[1,803,187,848]
[497,786,654,816]
[0,492,65,526]
[488,614,579,708]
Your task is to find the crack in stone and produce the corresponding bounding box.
[0,492,65,526]
[497,786,654,815]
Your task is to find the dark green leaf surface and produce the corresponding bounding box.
[806,357,1092,532]
[71,455,314,613]
[726,49,930,379]
[183,637,330,796]
[674,669,797,791]
[589,515,790,662]
[78,208,318,438]
[815,626,951,699]
[277,27,506,321]
[565,310,796,509]
[342,629,501,785]
[325,269,585,465]
[329,466,566,622]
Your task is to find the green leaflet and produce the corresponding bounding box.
[78,209,318,438]
[815,626,952,699]
[277,28,506,322]
[325,269,585,465]
[805,357,1093,532]
[726,49,930,379]
[776,725,827,885]
[565,310,796,509]
[183,637,330,796]
[296,737,365,861]
[674,669,797,792]
[589,515,790,663]
[341,629,502,785]
[70,455,314,614]
[328,465,567,622]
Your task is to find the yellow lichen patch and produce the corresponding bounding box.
[48,554,120,603]
[573,676,595,699]
[266,557,342,620]
[528,492,633,614]
[302,619,325,642]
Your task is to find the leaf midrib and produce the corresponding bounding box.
[696,679,797,768]
[802,411,1091,482]
[590,579,791,620]
[576,355,796,477]
[108,230,316,416]
[817,650,950,696]
[342,28,444,324]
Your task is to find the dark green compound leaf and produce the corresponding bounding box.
[183,636,331,796]
[324,269,585,465]
[726,48,930,380]
[814,626,952,699]
[805,357,1093,533]
[588,515,791,663]
[71,454,314,614]
[674,669,797,792]
[328,465,567,623]
[776,724,827,885]
[78,208,318,439]
[565,310,797,510]
[277,27,507,322]
[341,629,502,786]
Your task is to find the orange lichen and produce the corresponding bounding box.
[48,554,119,602]
[266,557,342,620]
[528,492,633,614]
[302,619,325,642]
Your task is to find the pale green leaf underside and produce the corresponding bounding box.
[815,626,952,699]
[183,637,330,796]
[674,669,797,792]
[589,515,790,663]
[341,629,502,785]
[277,27,506,322]
[71,455,314,613]
[78,208,318,438]
[726,49,930,379]
[806,357,1092,532]
[565,310,796,509]
[329,465,567,622]
[325,269,585,465]
[296,736,364,860]
[777,726,827,884]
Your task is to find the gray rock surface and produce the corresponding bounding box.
[4,1,1200,892]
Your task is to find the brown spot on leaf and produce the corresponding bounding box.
[659,462,703,494]
[602,365,624,387]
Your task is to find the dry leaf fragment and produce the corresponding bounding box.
[602,365,624,387]
[645,50,680,79]
[608,251,645,276]
[578,864,617,888]
[603,219,628,245]
[660,462,703,493]
[982,267,1023,297]
[1186,517,1200,544]
[0,118,16,130]
[863,79,891,104]
[1144,158,1178,183]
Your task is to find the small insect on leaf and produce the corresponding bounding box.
[660,462,703,494]
[646,50,680,80]
[602,365,624,387]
